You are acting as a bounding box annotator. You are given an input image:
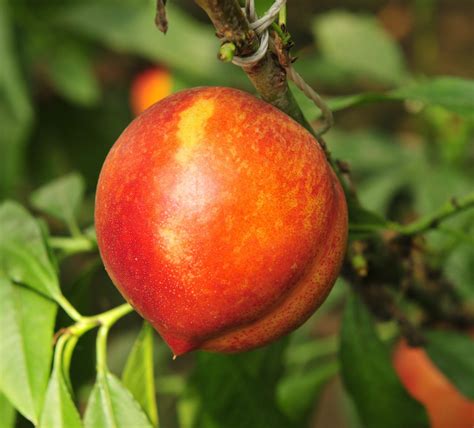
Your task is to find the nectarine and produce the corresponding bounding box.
[130,67,172,115]
[394,340,474,428]
[95,87,347,355]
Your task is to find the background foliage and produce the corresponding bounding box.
[1,0,473,427]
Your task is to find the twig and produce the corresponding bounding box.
[392,192,474,236]
[194,0,310,130]
[155,0,168,33]
[194,0,353,200]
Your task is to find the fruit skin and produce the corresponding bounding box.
[394,340,474,428]
[95,87,348,356]
[130,67,172,115]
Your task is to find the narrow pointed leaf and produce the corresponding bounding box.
[84,372,152,428]
[0,277,57,423]
[38,364,83,428]
[122,323,158,426]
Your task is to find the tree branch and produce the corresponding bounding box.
[194,0,310,129]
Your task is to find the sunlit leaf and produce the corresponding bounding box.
[122,322,158,427]
[84,372,152,428]
[0,277,57,424]
[39,365,83,428]
[0,392,16,428]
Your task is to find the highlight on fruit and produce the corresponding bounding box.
[130,67,173,115]
[95,86,348,356]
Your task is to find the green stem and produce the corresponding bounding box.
[61,334,79,389]
[56,294,83,322]
[278,4,286,26]
[391,192,474,236]
[95,304,134,374]
[96,325,110,375]
[99,303,134,327]
[53,334,69,370]
[49,236,96,255]
[67,217,83,239]
[54,303,134,381]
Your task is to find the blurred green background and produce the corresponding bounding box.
[1,0,473,427]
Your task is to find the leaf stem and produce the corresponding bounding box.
[49,235,96,255]
[67,217,83,239]
[96,325,110,375]
[95,304,134,374]
[55,294,83,322]
[53,333,69,370]
[54,303,134,378]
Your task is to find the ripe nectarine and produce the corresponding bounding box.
[394,340,474,428]
[130,67,172,115]
[95,87,347,355]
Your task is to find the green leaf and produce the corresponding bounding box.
[0,201,61,300]
[53,1,246,87]
[444,240,474,299]
[0,1,34,197]
[188,340,293,428]
[39,366,83,428]
[43,42,100,107]
[293,77,474,125]
[313,11,407,85]
[122,323,158,427]
[425,330,474,399]
[392,77,474,116]
[0,392,16,428]
[84,372,153,428]
[0,277,57,424]
[30,173,85,234]
[277,360,338,422]
[339,295,429,428]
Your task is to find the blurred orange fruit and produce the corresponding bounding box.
[130,67,172,115]
[393,340,474,428]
